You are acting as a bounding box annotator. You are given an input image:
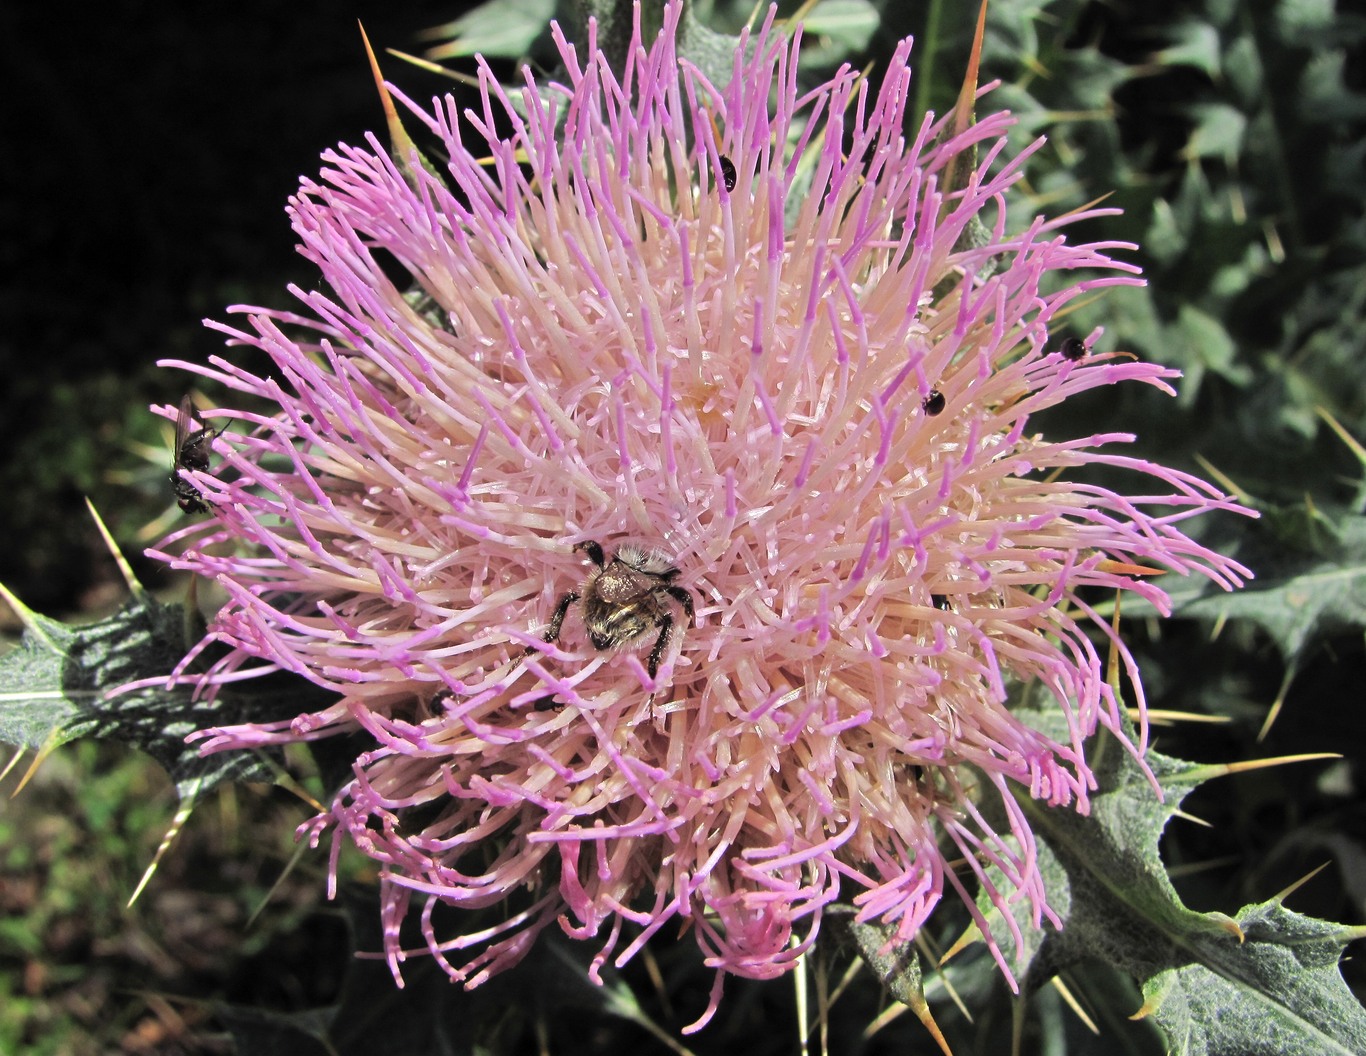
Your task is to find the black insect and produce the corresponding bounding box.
[172,395,223,514]
[1058,337,1087,361]
[718,154,737,193]
[921,389,946,416]
[526,540,697,681]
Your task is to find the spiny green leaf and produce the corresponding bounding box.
[0,593,333,797]
[1168,303,1253,402]
[0,593,197,759]
[1157,20,1223,77]
[1275,0,1339,43]
[800,0,879,52]
[1179,512,1366,671]
[422,0,555,61]
[972,714,1238,989]
[1020,743,1244,985]
[0,606,87,752]
[1144,901,1366,1056]
[1183,102,1248,161]
[1299,51,1366,123]
[971,708,1366,1055]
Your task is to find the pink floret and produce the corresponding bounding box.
[148,0,1253,1024]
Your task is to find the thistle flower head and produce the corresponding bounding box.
[153,2,1250,1029]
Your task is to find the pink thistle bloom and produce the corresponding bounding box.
[151,1,1252,1031]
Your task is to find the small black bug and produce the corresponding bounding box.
[921,389,946,416]
[1059,337,1087,361]
[718,154,737,193]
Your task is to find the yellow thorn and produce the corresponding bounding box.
[0,581,59,652]
[360,22,398,133]
[384,46,483,89]
[784,0,822,29]
[1129,994,1159,1021]
[915,932,973,1023]
[0,587,80,794]
[13,729,64,796]
[1170,808,1212,828]
[1052,191,1116,220]
[1167,854,1243,880]
[0,745,24,783]
[1050,976,1100,1034]
[746,0,769,33]
[245,836,312,929]
[936,0,990,223]
[1130,708,1231,726]
[913,998,956,1056]
[181,573,203,655]
[1218,915,1246,942]
[1256,668,1295,742]
[810,945,831,1056]
[954,0,990,139]
[1219,752,1340,776]
[128,778,201,907]
[1107,586,1123,689]
[250,748,327,814]
[85,497,145,601]
[640,946,674,1020]
[1192,451,1253,504]
[862,1002,907,1040]
[937,923,978,966]
[1275,861,1331,903]
[1043,292,1105,324]
[824,954,864,1011]
[1316,406,1366,467]
[359,22,440,189]
[1094,559,1168,577]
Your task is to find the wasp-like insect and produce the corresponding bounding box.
[525,540,697,681]
[171,396,224,514]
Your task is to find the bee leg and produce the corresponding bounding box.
[645,613,674,681]
[666,585,695,624]
[522,591,578,661]
[573,540,605,567]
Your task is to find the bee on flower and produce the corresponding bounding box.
[151,0,1251,1032]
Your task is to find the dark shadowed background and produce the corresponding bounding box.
[1,1,475,618]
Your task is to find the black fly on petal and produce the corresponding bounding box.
[172,395,224,514]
